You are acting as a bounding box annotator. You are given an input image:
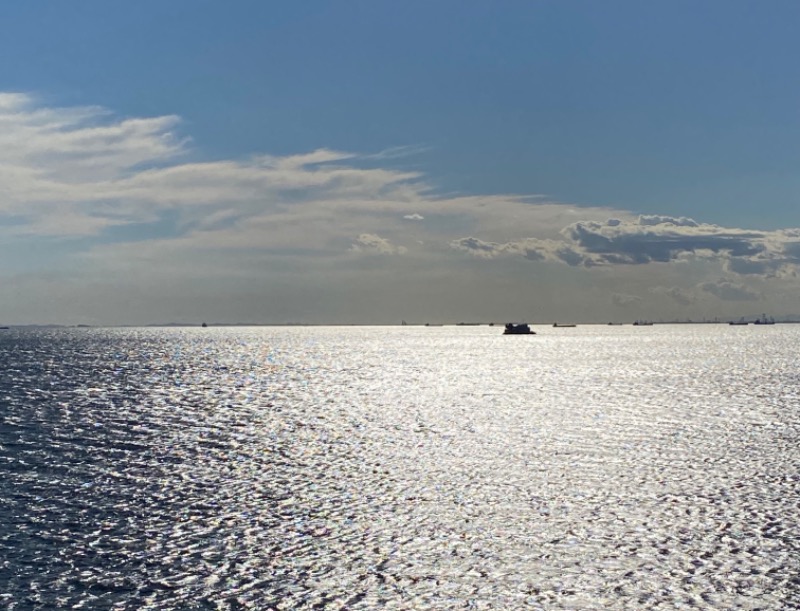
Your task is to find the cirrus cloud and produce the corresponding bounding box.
[2,92,799,325]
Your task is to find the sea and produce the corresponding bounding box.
[1,324,798,610]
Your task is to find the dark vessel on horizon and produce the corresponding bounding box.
[503,323,535,335]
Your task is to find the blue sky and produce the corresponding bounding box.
[2,1,800,324]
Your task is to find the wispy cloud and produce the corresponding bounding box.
[350,233,407,255]
[365,144,431,161]
[1,93,628,256]
[2,93,799,324]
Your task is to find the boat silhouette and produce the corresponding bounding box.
[503,323,535,335]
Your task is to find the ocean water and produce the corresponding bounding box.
[0,324,798,610]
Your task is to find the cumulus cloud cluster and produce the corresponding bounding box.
[451,215,800,278]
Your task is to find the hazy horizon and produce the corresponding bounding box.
[3,2,800,325]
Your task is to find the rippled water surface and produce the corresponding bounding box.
[1,325,799,609]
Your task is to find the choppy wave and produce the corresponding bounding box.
[1,325,798,609]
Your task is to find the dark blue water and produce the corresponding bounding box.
[2,326,799,609]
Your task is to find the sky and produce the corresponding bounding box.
[2,0,800,325]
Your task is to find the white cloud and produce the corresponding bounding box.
[2,92,799,324]
[637,215,699,227]
[365,144,431,160]
[350,233,407,255]
[445,215,800,278]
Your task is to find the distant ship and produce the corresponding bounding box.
[633,320,653,326]
[753,314,775,325]
[552,323,576,328]
[729,318,749,326]
[503,323,535,335]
